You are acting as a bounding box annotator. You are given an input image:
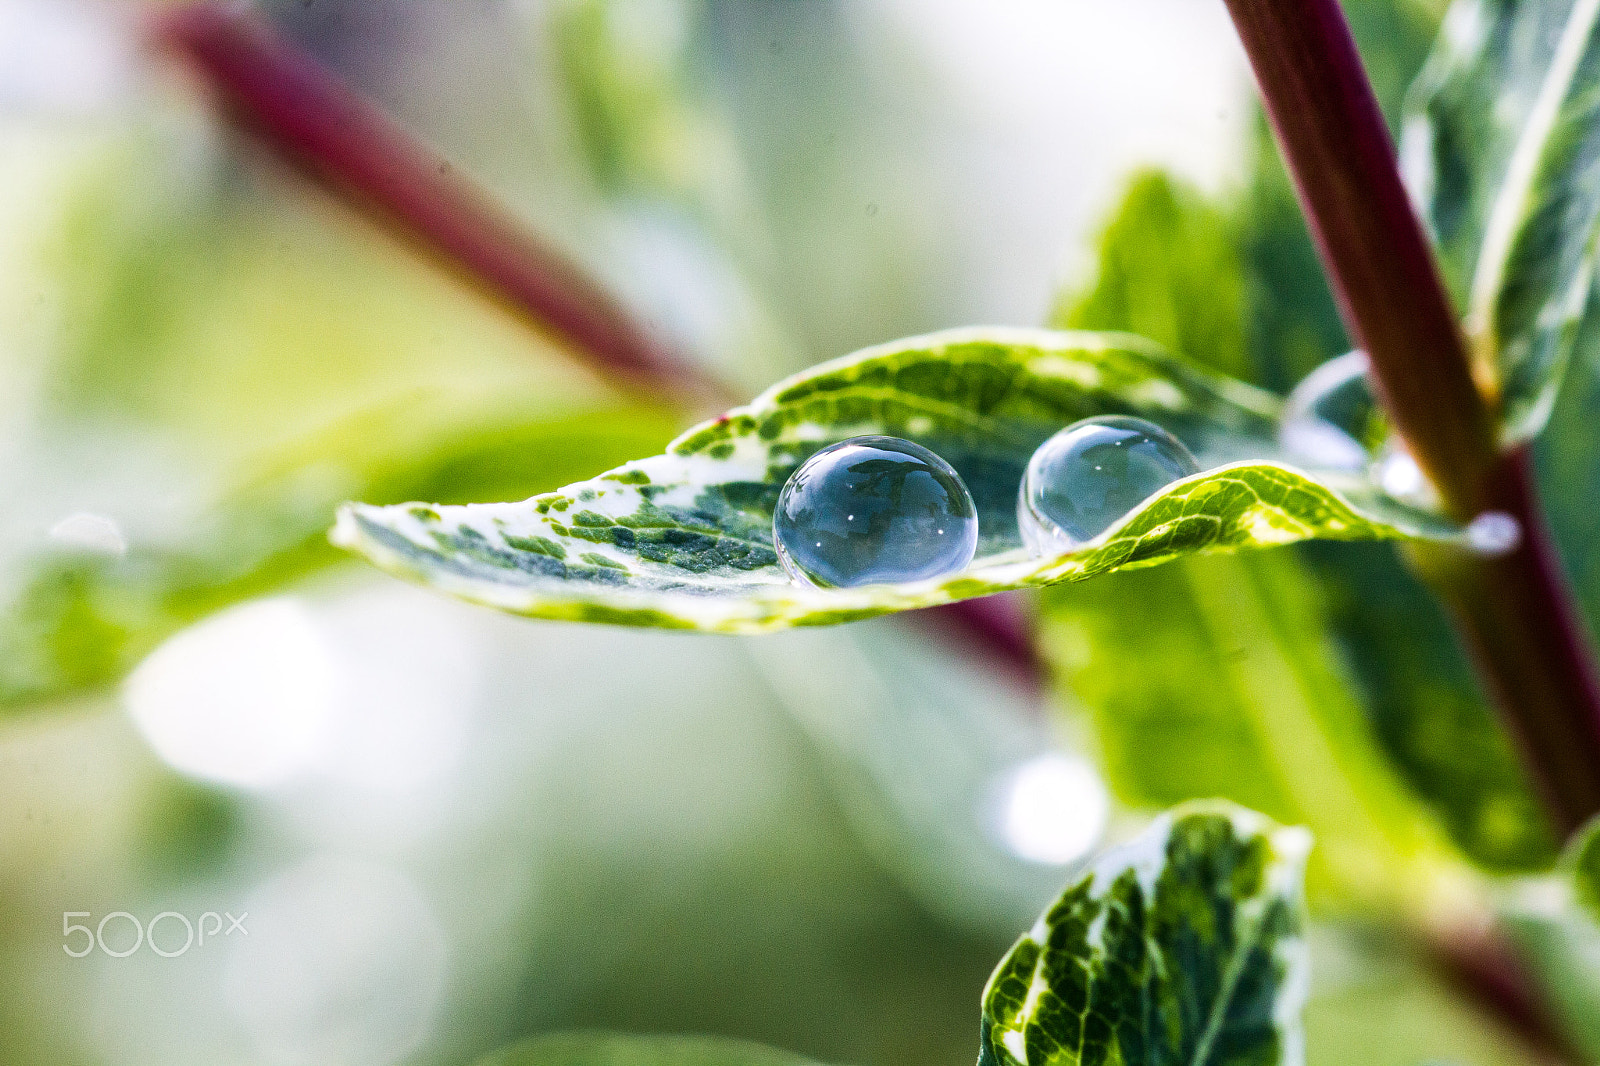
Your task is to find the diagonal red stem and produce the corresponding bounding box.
[1219,0,1497,516]
[150,2,722,404]
[1220,0,1600,837]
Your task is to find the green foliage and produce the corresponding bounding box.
[1040,552,1454,906]
[336,329,1456,632]
[978,805,1310,1066]
[474,1033,827,1066]
[0,410,678,710]
[1571,814,1600,924]
[1405,0,1600,440]
[1058,172,1250,381]
[1041,4,1556,872]
[1537,277,1600,638]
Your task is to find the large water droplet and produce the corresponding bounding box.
[1279,350,1387,471]
[1018,416,1199,555]
[773,435,978,588]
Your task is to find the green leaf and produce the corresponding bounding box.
[978,804,1310,1066]
[335,328,1458,633]
[473,1034,829,1066]
[1056,171,1250,381]
[1404,0,1600,440]
[1039,551,1463,908]
[1045,159,1544,881]
[1570,814,1600,924]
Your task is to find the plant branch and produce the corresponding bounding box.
[150,1,723,405]
[1218,0,1498,519]
[1424,915,1581,1066]
[1219,0,1600,837]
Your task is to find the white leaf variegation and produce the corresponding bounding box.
[978,804,1312,1066]
[333,328,1457,633]
[1405,0,1600,441]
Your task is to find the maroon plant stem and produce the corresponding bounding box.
[150,2,722,404]
[1219,0,1497,516]
[1219,0,1600,837]
[1414,451,1600,832]
[1426,919,1581,1066]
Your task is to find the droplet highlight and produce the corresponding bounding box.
[1018,416,1199,555]
[773,435,978,588]
[1279,350,1387,471]
[1466,511,1521,557]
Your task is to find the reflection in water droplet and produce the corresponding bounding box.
[1279,350,1387,470]
[47,510,126,556]
[1017,416,1198,555]
[1373,444,1439,507]
[773,436,978,588]
[1466,511,1521,556]
[994,753,1108,865]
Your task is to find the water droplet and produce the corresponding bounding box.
[47,511,126,556]
[1372,443,1439,507]
[1279,350,1387,471]
[1466,511,1521,556]
[773,436,978,588]
[1017,416,1198,555]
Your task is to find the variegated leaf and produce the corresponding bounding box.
[333,328,1457,634]
[978,804,1311,1066]
[1404,0,1600,440]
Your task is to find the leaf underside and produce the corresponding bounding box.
[1405,0,1600,441]
[978,804,1310,1066]
[334,329,1455,633]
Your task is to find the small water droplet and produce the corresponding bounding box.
[1466,511,1521,556]
[48,511,126,556]
[1018,416,1198,555]
[1372,443,1439,507]
[1279,350,1387,471]
[773,436,978,588]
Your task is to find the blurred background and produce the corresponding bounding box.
[0,1,1581,1064]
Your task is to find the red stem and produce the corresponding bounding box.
[1414,451,1600,833]
[1220,0,1600,837]
[1426,919,1581,1066]
[1220,0,1498,517]
[150,2,721,403]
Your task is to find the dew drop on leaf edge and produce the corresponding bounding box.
[1018,416,1199,555]
[1278,350,1387,471]
[773,435,979,588]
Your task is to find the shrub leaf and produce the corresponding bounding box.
[978,804,1311,1066]
[334,329,1460,632]
[1405,0,1600,440]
